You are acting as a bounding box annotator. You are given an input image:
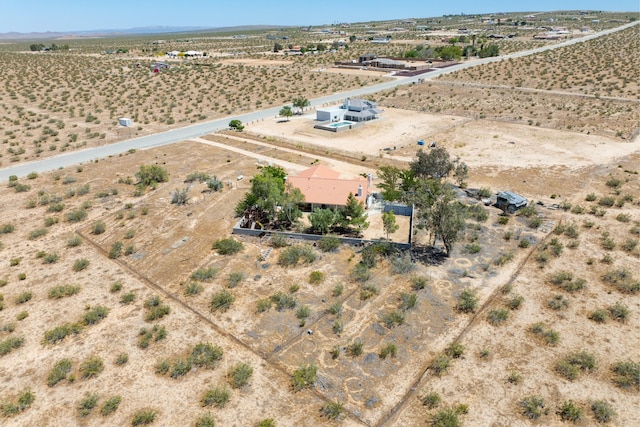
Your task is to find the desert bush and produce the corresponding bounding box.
[210,290,235,313]
[456,289,478,313]
[144,295,170,321]
[257,419,276,427]
[201,386,230,408]
[79,356,104,379]
[171,187,190,205]
[191,267,218,282]
[399,292,418,311]
[411,276,428,290]
[83,306,109,325]
[131,409,158,426]
[331,283,344,297]
[44,322,83,345]
[520,395,546,420]
[591,400,615,423]
[67,235,82,247]
[379,343,397,359]
[47,358,73,386]
[351,263,371,283]
[296,305,311,324]
[212,238,243,255]
[556,351,597,381]
[421,391,441,408]
[228,362,253,388]
[332,319,344,334]
[608,301,630,322]
[547,294,569,311]
[291,363,317,391]
[320,400,344,421]
[278,245,317,267]
[73,258,90,271]
[108,241,123,259]
[494,250,514,266]
[42,252,59,264]
[100,395,122,416]
[602,268,640,293]
[430,355,451,376]
[170,357,192,378]
[529,323,560,346]
[48,284,80,299]
[347,341,364,357]
[92,221,106,235]
[184,281,203,296]
[390,252,415,275]
[487,308,509,325]
[0,336,24,356]
[270,291,297,311]
[507,371,522,385]
[124,229,136,239]
[549,271,586,293]
[136,165,168,187]
[155,359,170,375]
[29,227,48,240]
[0,389,35,417]
[0,224,15,234]
[318,235,340,252]
[557,400,583,422]
[15,291,32,304]
[116,353,129,365]
[430,407,461,427]
[138,325,166,349]
[506,294,524,310]
[194,412,216,427]
[463,243,481,253]
[190,343,223,369]
[327,301,342,316]
[256,298,272,313]
[289,284,300,293]
[621,238,638,252]
[382,310,405,328]
[65,209,87,223]
[308,270,325,284]
[121,292,136,304]
[16,311,28,321]
[78,393,99,418]
[588,307,609,324]
[269,234,290,248]
[611,361,639,390]
[445,343,465,359]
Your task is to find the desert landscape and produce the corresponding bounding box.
[0,9,639,427]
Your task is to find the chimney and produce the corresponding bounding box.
[357,184,363,197]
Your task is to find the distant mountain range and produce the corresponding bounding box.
[0,25,289,40]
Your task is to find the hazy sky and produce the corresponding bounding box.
[1,0,637,33]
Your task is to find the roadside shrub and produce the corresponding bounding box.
[48,284,80,299]
[171,187,190,205]
[80,356,104,379]
[557,400,583,423]
[201,386,230,408]
[131,409,158,426]
[100,395,122,416]
[278,245,317,267]
[445,343,465,359]
[318,235,340,252]
[138,325,166,349]
[191,267,218,281]
[296,305,311,325]
[0,224,15,234]
[456,289,477,313]
[291,363,317,391]
[228,362,253,388]
[520,395,546,420]
[549,271,586,293]
[78,393,99,418]
[430,355,451,376]
[506,294,524,310]
[212,238,243,255]
[320,400,344,421]
[92,221,106,235]
[210,290,235,313]
[591,400,615,423]
[487,308,509,325]
[611,361,639,390]
[136,164,168,187]
[109,241,123,259]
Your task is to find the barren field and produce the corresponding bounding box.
[1,10,639,427]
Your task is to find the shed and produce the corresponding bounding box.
[118,118,133,127]
[496,191,528,213]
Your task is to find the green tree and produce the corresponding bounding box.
[338,193,369,233]
[229,119,244,131]
[478,44,500,58]
[279,106,293,121]
[430,189,466,256]
[377,166,404,201]
[453,159,469,187]
[292,97,310,114]
[276,185,304,229]
[309,208,337,234]
[382,210,399,239]
[411,147,454,179]
[136,165,169,187]
[435,45,463,60]
[273,42,283,52]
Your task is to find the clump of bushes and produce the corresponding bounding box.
[555,351,597,381]
[456,289,477,313]
[278,245,317,267]
[291,363,317,391]
[212,238,243,255]
[210,290,235,313]
[144,295,170,321]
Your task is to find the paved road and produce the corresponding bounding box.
[1,21,637,182]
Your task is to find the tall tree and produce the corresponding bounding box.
[309,208,337,234]
[338,193,369,233]
[377,166,404,201]
[292,97,310,114]
[410,147,454,180]
[382,210,399,240]
[279,106,293,121]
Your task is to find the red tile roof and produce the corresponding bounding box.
[287,165,370,206]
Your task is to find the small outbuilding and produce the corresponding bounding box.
[496,191,528,214]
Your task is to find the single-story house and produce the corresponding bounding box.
[286,164,372,211]
[316,99,380,123]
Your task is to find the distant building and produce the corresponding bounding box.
[316,99,380,123]
[496,191,528,214]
